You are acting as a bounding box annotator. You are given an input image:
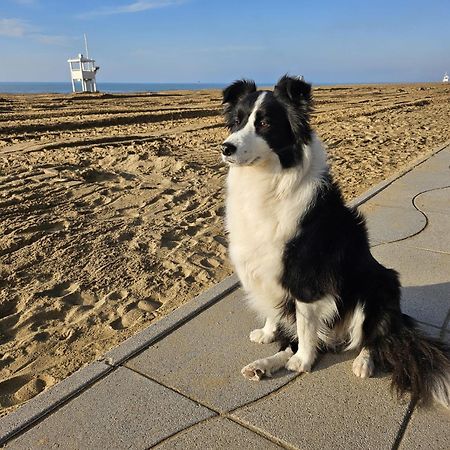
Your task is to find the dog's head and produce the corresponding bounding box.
[221,75,313,169]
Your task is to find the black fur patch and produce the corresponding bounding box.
[274,74,313,146]
[222,79,256,128]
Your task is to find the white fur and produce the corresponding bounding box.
[249,315,278,344]
[432,372,450,408]
[241,347,294,381]
[352,347,374,378]
[286,296,338,373]
[346,303,365,351]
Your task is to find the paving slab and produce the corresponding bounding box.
[126,289,297,412]
[411,145,450,173]
[404,209,450,254]
[415,186,450,216]
[372,244,450,328]
[401,187,450,254]
[400,405,450,450]
[360,202,426,244]
[418,324,449,344]
[153,417,282,449]
[5,367,215,450]
[367,171,450,210]
[358,150,449,245]
[232,352,409,450]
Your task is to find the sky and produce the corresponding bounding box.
[0,0,449,84]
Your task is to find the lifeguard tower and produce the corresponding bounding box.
[443,72,449,83]
[68,35,99,93]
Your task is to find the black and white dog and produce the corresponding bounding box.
[221,75,449,407]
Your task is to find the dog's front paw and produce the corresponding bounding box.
[241,361,271,381]
[249,328,275,344]
[352,353,374,378]
[285,354,312,373]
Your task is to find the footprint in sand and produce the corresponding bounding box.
[104,289,129,302]
[17,220,69,235]
[32,281,99,328]
[79,168,119,183]
[117,230,135,242]
[160,230,182,249]
[0,374,54,408]
[36,281,96,306]
[0,296,18,318]
[0,299,20,341]
[108,294,161,330]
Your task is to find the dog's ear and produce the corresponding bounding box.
[274,75,313,144]
[274,75,312,107]
[222,79,257,106]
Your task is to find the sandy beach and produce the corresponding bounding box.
[1,83,450,415]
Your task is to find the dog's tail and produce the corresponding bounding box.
[371,313,450,408]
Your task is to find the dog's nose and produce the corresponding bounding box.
[222,142,237,156]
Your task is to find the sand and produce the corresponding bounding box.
[1,83,450,414]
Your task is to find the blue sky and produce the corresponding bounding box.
[0,0,449,83]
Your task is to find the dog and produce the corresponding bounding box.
[221,75,450,408]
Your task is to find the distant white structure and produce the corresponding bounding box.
[443,72,449,83]
[68,34,99,93]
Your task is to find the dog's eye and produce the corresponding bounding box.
[234,118,241,126]
[259,120,269,128]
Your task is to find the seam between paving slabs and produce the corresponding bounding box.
[443,311,450,331]
[1,141,449,446]
[149,415,293,450]
[364,183,450,249]
[124,362,302,415]
[376,244,450,256]
[124,366,297,449]
[221,415,298,450]
[368,183,450,251]
[391,399,417,450]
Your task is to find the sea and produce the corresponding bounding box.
[0,82,227,94]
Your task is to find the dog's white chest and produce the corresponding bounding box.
[225,166,309,293]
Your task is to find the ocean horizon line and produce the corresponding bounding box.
[0,80,439,94]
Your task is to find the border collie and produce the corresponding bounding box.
[221,75,449,408]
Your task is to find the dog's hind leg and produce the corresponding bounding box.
[241,347,294,381]
[352,347,375,378]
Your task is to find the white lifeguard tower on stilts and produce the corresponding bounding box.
[68,34,99,93]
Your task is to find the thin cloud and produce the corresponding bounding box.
[13,0,37,5]
[0,18,32,37]
[0,17,73,46]
[77,0,186,19]
[34,34,75,46]
[13,0,37,4]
